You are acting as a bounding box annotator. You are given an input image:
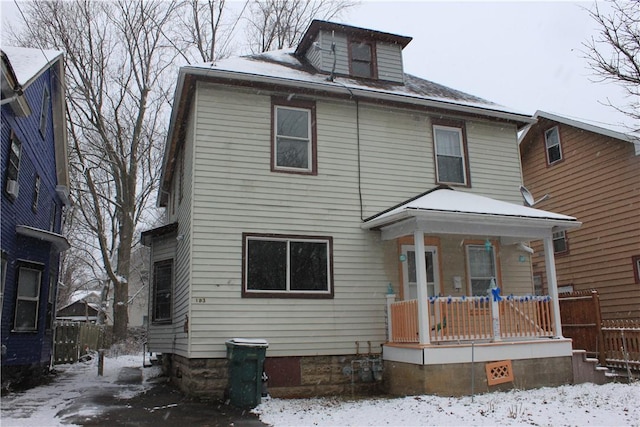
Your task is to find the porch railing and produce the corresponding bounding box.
[387,295,555,344]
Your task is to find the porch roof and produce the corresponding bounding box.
[362,187,580,240]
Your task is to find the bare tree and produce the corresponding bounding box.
[584,1,640,129]
[9,0,177,341]
[245,0,356,53]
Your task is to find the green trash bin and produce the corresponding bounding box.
[226,338,269,408]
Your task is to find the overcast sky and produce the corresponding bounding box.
[345,1,633,132]
[1,1,633,132]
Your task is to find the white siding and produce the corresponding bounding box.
[147,103,195,357]
[175,82,528,359]
[375,41,404,83]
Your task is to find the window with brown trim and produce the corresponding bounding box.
[545,126,563,165]
[271,98,317,175]
[432,119,470,186]
[243,233,333,298]
[633,256,640,284]
[349,39,376,79]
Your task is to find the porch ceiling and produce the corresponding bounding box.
[362,187,580,241]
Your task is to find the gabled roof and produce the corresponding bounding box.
[1,46,64,90]
[519,110,640,154]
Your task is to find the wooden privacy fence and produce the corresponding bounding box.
[53,321,107,364]
[558,290,604,362]
[602,319,640,372]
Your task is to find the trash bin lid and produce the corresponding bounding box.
[226,338,269,348]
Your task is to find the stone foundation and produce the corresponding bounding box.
[162,353,384,400]
[383,356,573,397]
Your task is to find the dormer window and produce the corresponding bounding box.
[349,40,375,79]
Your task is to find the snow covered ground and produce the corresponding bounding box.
[1,353,161,427]
[1,352,638,426]
[254,381,640,426]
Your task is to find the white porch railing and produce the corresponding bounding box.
[387,295,555,344]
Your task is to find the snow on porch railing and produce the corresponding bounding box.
[387,295,555,344]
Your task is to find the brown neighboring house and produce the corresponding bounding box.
[520,110,640,321]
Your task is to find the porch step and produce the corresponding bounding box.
[572,350,609,385]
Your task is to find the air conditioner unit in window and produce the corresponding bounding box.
[6,179,19,198]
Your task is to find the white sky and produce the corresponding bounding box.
[345,1,633,132]
[0,0,634,133]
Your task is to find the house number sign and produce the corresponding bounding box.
[195,298,206,303]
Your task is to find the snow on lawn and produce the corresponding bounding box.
[254,381,640,426]
[1,352,161,427]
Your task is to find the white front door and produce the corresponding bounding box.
[402,245,440,300]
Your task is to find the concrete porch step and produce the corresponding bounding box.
[572,350,608,385]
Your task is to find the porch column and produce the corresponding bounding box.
[543,234,564,338]
[414,230,431,344]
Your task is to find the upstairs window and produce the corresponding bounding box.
[272,98,316,175]
[349,40,375,78]
[39,86,50,138]
[14,264,42,332]
[553,230,569,254]
[152,260,173,322]
[433,123,469,186]
[5,132,22,199]
[32,175,41,212]
[545,126,562,165]
[243,233,333,298]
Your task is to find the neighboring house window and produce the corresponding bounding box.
[49,203,57,232]
[433,122,469,186]
[272,98,317,175]
[243,233,333,298]
[32,175,41,212]
[349,40,375,78]
[633,256,640,284]
[466,244,497,296]
[545,126,562,165]
[39,86,50,138]
[533,274,544,296]
[152,260,173,322]
[14,263,43,332]
[553,230,568,254]
[5,132,22,199]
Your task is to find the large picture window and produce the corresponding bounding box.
[433,123,469,186]
[272,98,316,174]
[152,260,173,322]
[243,234,333,298]
[466,245,497,296]
[14,264,42,332]
[545,126,562,165]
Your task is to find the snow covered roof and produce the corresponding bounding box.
[184,49,531,121]
[1,46,64,90]
[363,186,580,238]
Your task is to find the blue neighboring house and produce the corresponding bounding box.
[1,46,70,389]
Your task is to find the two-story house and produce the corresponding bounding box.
[520,111,640,321]
[142,21,581,400]
[1,47,70,389]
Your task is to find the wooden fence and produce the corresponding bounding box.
[53,321,107,365]
[558,290,604,363]
[602,319,640,372]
